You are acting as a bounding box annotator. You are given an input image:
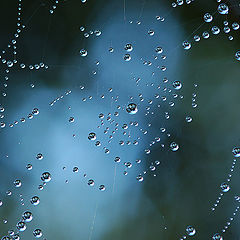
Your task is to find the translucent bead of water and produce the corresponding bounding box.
[33,229,42,238]
[41,172,51,183]
[14,180,21,188]
[232,147,240,157]
[211,26,220,34]
[170,142,179,151]
[88,132,96,140]
[80,49,88,57]
[186,226,196,236]
[36,153,43,160]
[212,233,223,240]
[16,221,26,232]
[30,196,40,206]
[232,22,239,30]
[173,80,182,90]
[218,3,229,14]
[124,43,133,52]
[126,103,138,114]
[203,13,213,23]
[124,54,131,61]
[22,211,33,222]
[88,179,94,186]
[220,182,230,192]
[182,41,191,50]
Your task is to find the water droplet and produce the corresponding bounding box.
[73,167,79,173]
[204,13,213,22]
[194,35,201,42]
[41,172,51,183]
[155,46,163,54]
[173,80,182,90]
[220,182,230,192]
[80,49,88,57]
[94,30,101,36]
[88,132,96,140]
[33,229,42,238]
[235,51,240,61]
[7,61,13,68]
[124,43,133,52]
[30,196,40,206]
[36,153,43,160]
[26,164,32,170]
[69,117,74,123]
[136,175,144,182]
[170,142,179,151]
[232,147,240,157]
[232,22,239,30]
[182,41,191,50]
[88,179,94,186]
[114,156,121,163]
[109,47,114,53]
[186,226,196,236]
[186,116,192,123]
[16,221,26,232]
[212,233,223,240]
[202,31,210,39]
[126,103,138,114]
[148,30,155,36]
[14,179,21,188]
[218,3,229,14]
[124,54,131,61]
[211,26,220,35]
[99,185,105,191]
[22,211,33,222]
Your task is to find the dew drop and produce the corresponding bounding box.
[80,49,88,57]
[22,211,33,222]
[124,54,131,61]
[220,182,230,192]
[30,196,40,206]
[186,226,196,236]
[235,51,240,61]
[124,43,133,52]
[218,3,229,15]
[212,233,223,240]
[99,185,105,191]
[16,221,26,232]
[182,41,191,50]
[33,229,42,238]
[126,103,138,114]
[36,153,43,160]
[88,132,96,140]
[173,80,182,90]
[203,13,213,23]
[41,172,51,183]
[170,142,179,151]
[88,179,94,186]
[13,180,21,188]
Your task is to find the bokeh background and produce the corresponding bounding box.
[0,0,240,239]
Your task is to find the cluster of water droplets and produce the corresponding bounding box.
[210,149,239,212]
[181,1,240,60]
[75,17,193,180]
[171,0,194,8]
[1,108,39,129]
[207,147,240,239]
[0,0,50,134]
[49,0,59,15]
